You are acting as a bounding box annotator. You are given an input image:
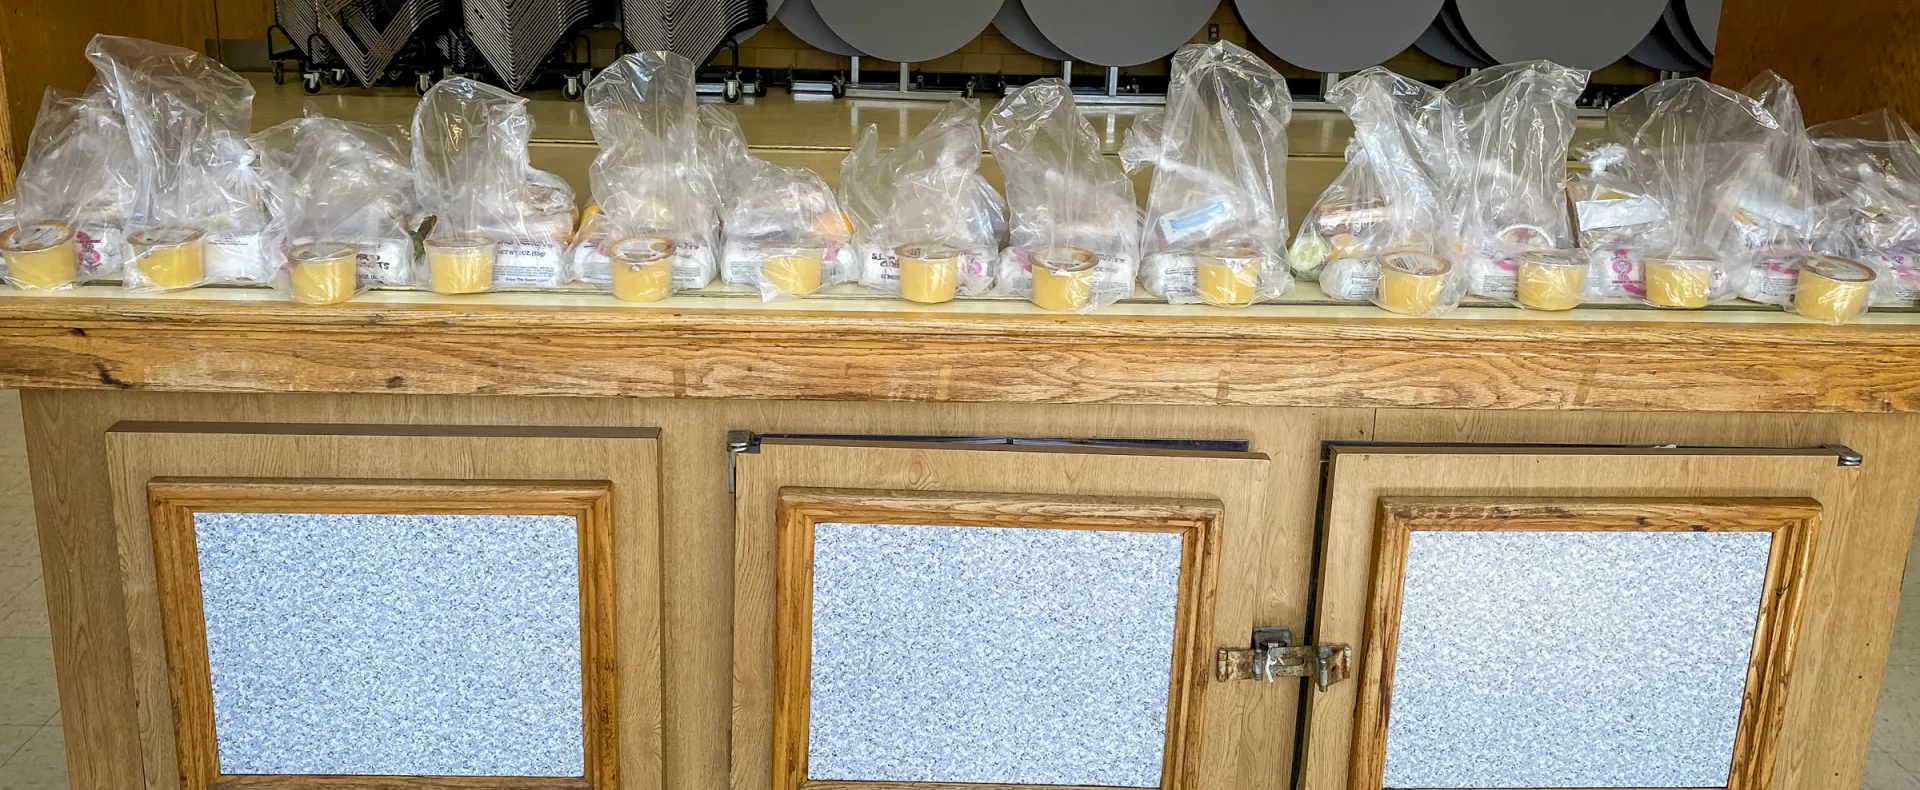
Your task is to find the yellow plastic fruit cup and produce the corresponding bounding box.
[761,246,826,296]
[896,242,961,304]
[1644,257,1715,309]
[1376,251,1449,316]
[1196,246,1263,307]
[1794,255,1875,325]
[425,236,496,295]
[128,227,208,291]
[1515,250,1589,311]
[287,241,359,305]
[609,236,676,303]
[1030,246,1099,312]
[1,221,79,290]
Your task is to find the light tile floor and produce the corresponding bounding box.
[0,387,1917,787]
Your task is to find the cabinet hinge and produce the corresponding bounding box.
[1215,626,1351,691]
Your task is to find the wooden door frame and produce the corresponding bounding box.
[769,487,1224,790]
[144,478,622,790]
[1350,497,1821,790]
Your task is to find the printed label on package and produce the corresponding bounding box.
[356,238,415,286]
[205,231,272,283]
[492,240,568,288]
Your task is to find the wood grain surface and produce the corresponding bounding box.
[2,294,1920,412]
[1713,0,1920,125]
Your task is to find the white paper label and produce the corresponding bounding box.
[1576,196,1663,232]
[205,231,271,283]
[356,238,414,286]
[491,240,567,288]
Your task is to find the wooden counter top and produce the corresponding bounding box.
[0,283,1916,413]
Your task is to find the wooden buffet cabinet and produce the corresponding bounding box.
[2,287,1918,790]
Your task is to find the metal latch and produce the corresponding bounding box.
[1215,626,1352,691]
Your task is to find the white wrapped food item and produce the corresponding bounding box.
[1568,142,1665,303]
[412,76,576,295]
[251,107,418,304]
[1603,78,1781,308]
[986,78,1142,313]
[1733,72,1819,308]
[1317,67,1462,316]
[2,82,139,291]
[87,35,275,291]
[702,105,855,301]
[566,51,719,302]
[1434,61,1589,306]
[1808,109,1920,309]
[1122,41,1292,307]
[840,98,1003,303]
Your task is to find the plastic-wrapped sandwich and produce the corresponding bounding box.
[413,77,577,295]
[840,99,1004,304]
[87,35,277,292]
[1291,68,1458,316]
[986,79,1143,313]
[1438,61,1589,310]
[251,108,419,304]
[567,51,719,302]
[1,83,139,291]
[1122,41,1291,307]
[703,106,856,301]
[1806,110,1920,322]
[1592,78,1781,309]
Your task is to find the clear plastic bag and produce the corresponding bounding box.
[1730,72,1820,311]
[1121,41,1292,307]
[986,78,1142,313]
[2,82,140,291]
[567,51,718,302]
[1316,67,1462,316]
[251,107,418,304]
[1568,142,1666,303]
[86,34,273,292]
[701,105,856,301]
[1434,61,1589,307]
[412,76,576,295]
[1807,109,1920,310]
[840,98,1004,303]
[1603,77,1782,308]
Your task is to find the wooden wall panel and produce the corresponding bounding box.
[0,0,214,189]
[1712,0,1920,125]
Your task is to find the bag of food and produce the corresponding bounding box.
[840,98,1004,303]
[1807,109,1920,314]
[1602,78,1781,309]
[702,105,856,301]
[567,51,719,302]
[1434,61,1589,308]
[87,34,275,292]
[1300,68,1460,315]
[412,76,576,295]
[1121,41,1291,307]
[1724,72,1821,311]
[251,108,418,304]
[986,78,1142,313]
[1,83,140,291]
[1567,142,1666,303]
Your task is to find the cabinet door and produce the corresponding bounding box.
[106,422,662,790]
[1303,445,1857,790]
[731,438,1280,790]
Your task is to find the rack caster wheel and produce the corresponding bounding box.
[723,77,742,103]
[830,74,846,99]
[332,68,348,85]
[564,74,584,100]
[416,71,434,95]
[273,61,286,85]
[303,72,322,94]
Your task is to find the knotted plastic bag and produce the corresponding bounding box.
[1301,67,1458,315]
[1808,109,1920,309]
[1602,78,1780,308]
[987,78,1142,313]
[1436,61,1589,307]
[1729,72,1820,309]
[840,98,1004,303]
[1,83,140,290]
[251,108,418,303]
[87,34,274,291]
[1122,41,1292,307]
[703,105,856,301]
[412,76,576,294]
[567,51,719,302]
